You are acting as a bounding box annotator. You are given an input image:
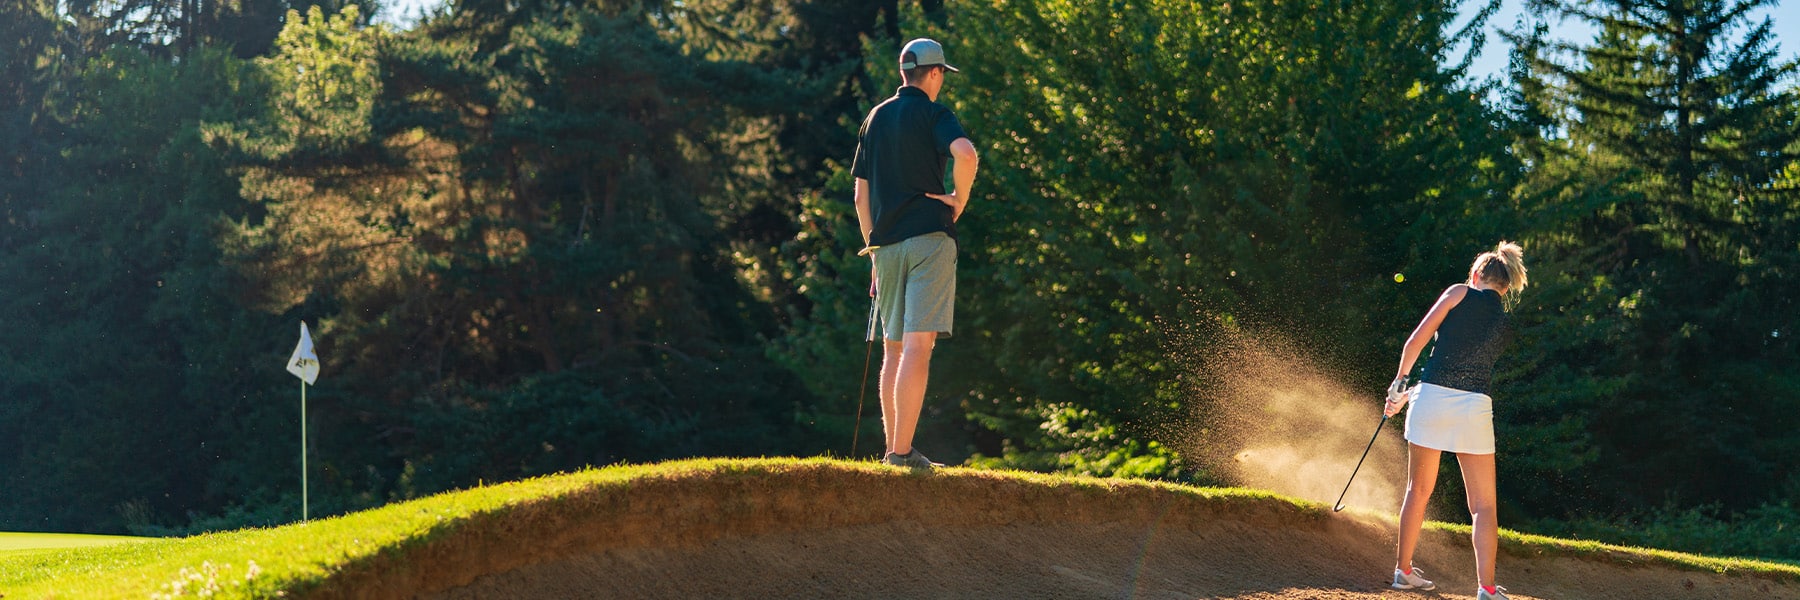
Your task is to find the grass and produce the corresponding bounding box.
[0,459,704,599]
[0,532,150,556]
[0,457,1794,599]
[1435,522,1800,574]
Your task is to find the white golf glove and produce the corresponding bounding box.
[1384,375,1414,416]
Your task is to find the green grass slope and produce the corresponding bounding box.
[1,458,1794,599]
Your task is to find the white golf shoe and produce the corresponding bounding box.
[1391,567,1436,590]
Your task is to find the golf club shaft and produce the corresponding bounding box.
[1333,414,1388,511]
[851,299,878,456]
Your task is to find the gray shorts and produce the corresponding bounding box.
[874,232,956,341]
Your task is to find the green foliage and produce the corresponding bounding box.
[2,0,1796,566]
[781,0,1518,474]
[397,353,806,496]
[1505,0,1800,521]
[963,437,1195,482]
[1537,496,1800,563]
[0,41,275,532]
[60,0,376,59]
[0,0,67,202]
[200,0,820,516]
[2,0,868,534]
[765,168,885,454]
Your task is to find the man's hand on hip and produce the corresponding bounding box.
[925,192,965,220]
[937,138,979,222]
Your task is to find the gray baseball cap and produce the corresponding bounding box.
[899,38,959,73]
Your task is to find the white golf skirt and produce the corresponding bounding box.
[1403,382,1496,454]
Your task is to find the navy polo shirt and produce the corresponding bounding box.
[851,86,969,247]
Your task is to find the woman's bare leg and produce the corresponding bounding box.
[1396,442,1442,572]
[1458,452,1499,588]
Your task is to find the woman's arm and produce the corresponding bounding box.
[1385,284,1467,415]
[1397,284,1468,378]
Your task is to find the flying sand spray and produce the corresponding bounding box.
[1333,414,1388,512]
[1325,272,1410,512]
[1170,311,1407,513]
[1333,377,1412,511]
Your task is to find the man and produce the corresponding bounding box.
[852,38,979,470]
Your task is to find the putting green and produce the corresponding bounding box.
[0,532,149,554]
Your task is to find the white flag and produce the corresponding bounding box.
[287,322,319,384]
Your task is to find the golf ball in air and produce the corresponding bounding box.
[1394,273,1404,283]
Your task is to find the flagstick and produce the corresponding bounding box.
[289,320,319,522]
[301,379,309,522]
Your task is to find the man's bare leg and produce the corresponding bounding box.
[891,331,937,455]
[879,339,903,454]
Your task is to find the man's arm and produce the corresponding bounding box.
[854,177,877,297]
[929,138,980,221]
[854,177,874,246]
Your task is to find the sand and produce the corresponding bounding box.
[300,464,1800,600]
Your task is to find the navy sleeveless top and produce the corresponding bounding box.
[1421,287,1510,394]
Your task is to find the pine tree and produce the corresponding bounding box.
[60,0,373,59]
[773,0,1521,475]
[0,0,67,223]
[1510,0,1800,516]
[210,1,829,503]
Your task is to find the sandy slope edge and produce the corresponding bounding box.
[299,460,1799,600]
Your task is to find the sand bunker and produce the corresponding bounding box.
[305,463,1800,600]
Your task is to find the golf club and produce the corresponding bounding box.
[1333,413,1388,512]
[850,295,878,456]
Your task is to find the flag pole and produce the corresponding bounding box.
[288,320,319,523]
[301,379,308,521]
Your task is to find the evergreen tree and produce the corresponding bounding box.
[211,1,825,503]
[0,42,268,531]
[60,0,376,59]
[1,0,68,225]
[777,0,1520,476]
[1508,0,1800,518]
[0,0,928,534]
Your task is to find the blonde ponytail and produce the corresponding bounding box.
[1471,240,1528,309]
[1494,241,1527,294]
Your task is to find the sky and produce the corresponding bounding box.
[373,0,1798,85]
[1451,0,1800,83]
[375,0,445,25]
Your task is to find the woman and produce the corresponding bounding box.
[1383,241,1528,600]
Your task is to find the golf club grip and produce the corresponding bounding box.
[866,300,879,342]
